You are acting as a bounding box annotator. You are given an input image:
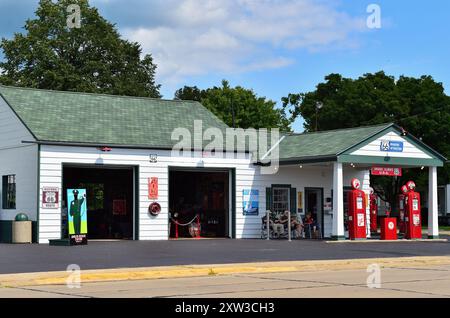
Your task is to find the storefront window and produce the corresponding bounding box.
[2,175,16,209]
[272,187,290,213]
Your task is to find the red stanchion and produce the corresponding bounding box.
[175,222,179,239]
[196,215,201,239]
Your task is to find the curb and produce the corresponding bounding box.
[1,256,450,288]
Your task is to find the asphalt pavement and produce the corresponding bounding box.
[1,237,449,274]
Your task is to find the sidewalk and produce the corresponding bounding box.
[1,256,450,288]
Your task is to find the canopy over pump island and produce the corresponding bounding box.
[0,85,446,244]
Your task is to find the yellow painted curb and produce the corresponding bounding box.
[1,256,450,288]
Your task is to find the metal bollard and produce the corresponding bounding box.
[267,210,270,240]
[288,210,292,242]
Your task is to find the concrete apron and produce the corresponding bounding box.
[1,256,450,288]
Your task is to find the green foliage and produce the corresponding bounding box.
[283,71,450,206]
[0,0,161,98]
[175,81,291,131]
[174,86,205,102]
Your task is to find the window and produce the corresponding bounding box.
[272,187,290,213]
[2,175,16,209]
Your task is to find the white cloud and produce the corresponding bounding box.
[121,0,366,85]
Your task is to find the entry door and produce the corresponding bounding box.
[305,188,324,237]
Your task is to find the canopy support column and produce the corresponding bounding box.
[428,166,439,239]
[332,162,345,240]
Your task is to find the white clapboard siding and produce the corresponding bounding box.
[0,97,38,221]
[351,131,432,158]
[38,145,258,243]
[38,144,372,243]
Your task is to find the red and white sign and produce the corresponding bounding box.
[112,200,127,215]
[42,187,59,209]
[371,167,402,177]
[148,177,159,200]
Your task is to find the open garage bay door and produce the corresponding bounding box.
[62,166,135,240]
[169,169,231,238]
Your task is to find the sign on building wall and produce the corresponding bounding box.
[113,200,127,215]
[371,167,402,177]
[67,189,88,245]
[42,187,59,209]
[243,189,259,216]
[380,140,404,152]
[148,177,158,200]
[297,192,303,214]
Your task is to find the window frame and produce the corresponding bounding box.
[2,175,16,210]
[272,186,291,214]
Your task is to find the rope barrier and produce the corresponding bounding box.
[170,214,201,239]
[170,215,199,227]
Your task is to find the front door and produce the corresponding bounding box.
[305,188,324,238]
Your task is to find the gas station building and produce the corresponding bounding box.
[0,85,446,243]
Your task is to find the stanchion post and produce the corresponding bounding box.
[175,222,179,239]
[288,210,292,242]
[196,215,201,239]
[267,210,270,240]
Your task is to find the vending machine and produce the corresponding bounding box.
[347,178,367,240]
[404,181,422,240]
[369,187,378,233]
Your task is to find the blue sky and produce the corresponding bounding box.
[1,0,449,132]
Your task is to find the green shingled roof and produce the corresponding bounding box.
[0,85,229,148]
[278,123,394,161]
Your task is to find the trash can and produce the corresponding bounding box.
[12,213,32,244]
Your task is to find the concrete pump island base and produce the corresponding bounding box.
[0,84,446,245]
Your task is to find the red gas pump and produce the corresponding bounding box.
[398,185,408,234]
[347,178,367,240]
[369,187,378,233]
[404,181,422,240]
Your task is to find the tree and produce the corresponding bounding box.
[282,71,450,209]
[175,81,291,131]
[174,86,205,102]
[0,0,161,98]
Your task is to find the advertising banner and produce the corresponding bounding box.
[67,189,88,245]
[243,189,259,216]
